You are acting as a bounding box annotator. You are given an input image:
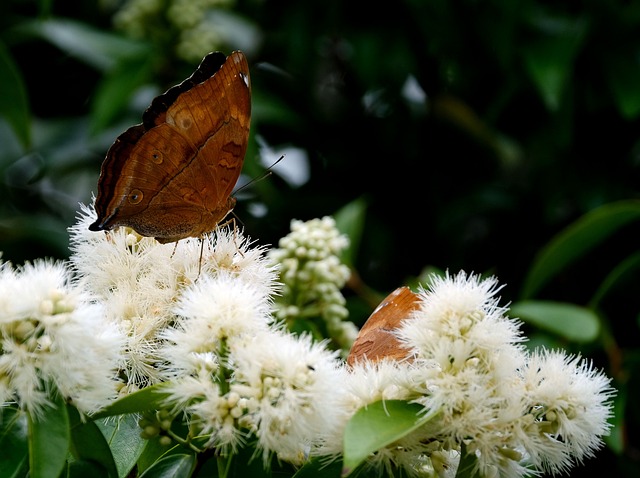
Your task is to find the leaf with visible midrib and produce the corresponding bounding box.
[342,400,438,476]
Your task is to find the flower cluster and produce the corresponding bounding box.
[70,205,346,463]
[336,272,615,478]
[268,216,357,353]
[0,258,123,417]
[162,328,346,463]
[69,204,277,392]
[113,0,234,62]
[0,208,615,478]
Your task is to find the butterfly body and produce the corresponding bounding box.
[89,51,251,243]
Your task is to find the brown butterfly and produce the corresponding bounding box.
[89,50,251,244]
[346,286,420,367]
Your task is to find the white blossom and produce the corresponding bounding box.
[334,271,614,478]
[229,330,347,465]
[69,203,277,390]
[0,259,124,416]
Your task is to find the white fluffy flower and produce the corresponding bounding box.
[398,271,523,359]
[69,203,278,389]
[335,271,615,478]
[158,269,274,379]
[517,349,615,474]
[161,329,347,462]
[396,271,526,418]
[0,259,124,416]
[229,330,347,465]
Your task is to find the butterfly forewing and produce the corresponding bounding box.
[89,50,251,243]
[164,51,251,211]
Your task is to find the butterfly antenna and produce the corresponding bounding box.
[233,154,285,195]
[230,210,245,229]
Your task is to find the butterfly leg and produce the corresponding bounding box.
[196,237,205,280]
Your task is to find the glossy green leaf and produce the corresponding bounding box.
[17,18,150,72]
[139,454,196,478]
[0,407,29,478]
[68,406,118,478]
[0,41,30,148]
[342,400,437,476]
[91,383,171,420]
[521,200,640,299]
[28,396,70,478]
[96,415,146,478]
[510,300,599,342]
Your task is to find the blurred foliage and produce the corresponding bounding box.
[1,0,640,475]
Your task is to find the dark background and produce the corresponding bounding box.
[1,0,639,475]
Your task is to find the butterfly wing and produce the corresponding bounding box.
[90,51,251,243]
[346,287,420,366]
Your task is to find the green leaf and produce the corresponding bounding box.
[454,441,478,478]
[136,436,179,475]
[342,400,437,476]
[138,454,196,478]
[0,407,29,478]
[28,395,70,478]
[510,300,599,342]
[68,406,118,478]
[96,415,146,478]
[590,251,640,308]
[91,383,172,420]
[16,18,151,72]
[90,55,156,134]
[334,196,367,268]
[0,41,30,149]
[522,13,588,111]
[521,200,640,299]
